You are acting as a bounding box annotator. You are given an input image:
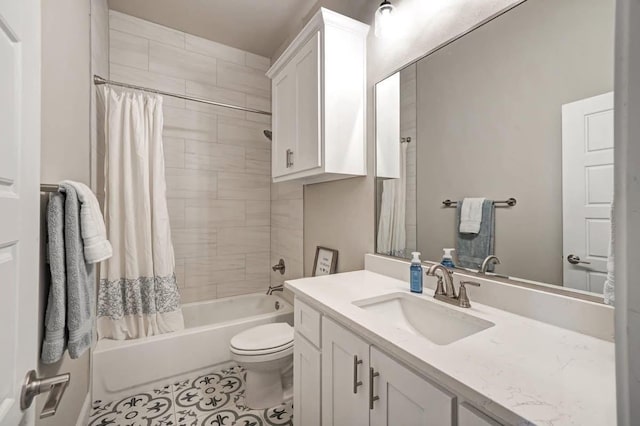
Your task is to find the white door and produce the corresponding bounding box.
[292,31,322,174]
[271,63,295,178]
[369,347,454,426]
[0,0,41,425]
[293,332,321,426]
[322,317,370,426]
[562,92,614,293]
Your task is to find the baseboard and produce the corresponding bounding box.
[76,393,91,426]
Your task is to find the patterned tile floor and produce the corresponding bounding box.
[89,365,293,426]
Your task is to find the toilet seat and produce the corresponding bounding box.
[230,323,293,357]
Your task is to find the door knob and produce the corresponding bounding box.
[21,370,70,418]
[567,254,591,265]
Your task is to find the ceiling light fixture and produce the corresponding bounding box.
[375,0,396,38]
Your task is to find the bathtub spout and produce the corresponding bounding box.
[266,284,284,295]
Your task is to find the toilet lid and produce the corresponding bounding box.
[230,323,294,353]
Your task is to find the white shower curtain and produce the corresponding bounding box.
[97,87,184,340]
[377,142,407,257]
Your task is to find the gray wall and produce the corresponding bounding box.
[293,0,527,275]
[415,0,614,285]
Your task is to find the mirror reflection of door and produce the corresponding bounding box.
[562,92,614,292]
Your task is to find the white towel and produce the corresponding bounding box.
[459,197,486,234]
[61,180,112,264]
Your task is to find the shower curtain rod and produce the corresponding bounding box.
[93,75,272,116]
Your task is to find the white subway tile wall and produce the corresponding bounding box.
[108,10,303,302]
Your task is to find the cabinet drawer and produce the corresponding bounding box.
[295,299,322,347]
[459,402,503,426]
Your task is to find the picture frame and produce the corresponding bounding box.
[312,246,339,277]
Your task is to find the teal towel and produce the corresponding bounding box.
[456,200,495,270]
[60,183,95,359]
[41,192,67,364]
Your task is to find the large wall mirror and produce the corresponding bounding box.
[375,0,615,300]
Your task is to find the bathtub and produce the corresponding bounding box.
[92,293,293,402]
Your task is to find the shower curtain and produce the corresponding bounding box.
[97,87,184,340]
[377,142,407,258]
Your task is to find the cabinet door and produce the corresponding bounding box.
[294,332,321,426]
[292,31,322,174]
[272,62,296,178]
[370,348,455,426]
[322,317,370,426]
[458,403,502,426]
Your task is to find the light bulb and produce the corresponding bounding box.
[375,1,396,38]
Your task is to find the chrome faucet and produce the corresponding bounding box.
[425,264,480,308]
[425,264,456,298]
[266,284,284,295]
[479,255,501,274]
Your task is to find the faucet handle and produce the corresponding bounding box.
[434,276,446,296]
[458,281,481,308]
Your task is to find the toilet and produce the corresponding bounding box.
[230,322,294,409]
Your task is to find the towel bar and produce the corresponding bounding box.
[442,198,517,207]
[40,184,59,193]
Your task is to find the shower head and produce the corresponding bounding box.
[263,130,272,141]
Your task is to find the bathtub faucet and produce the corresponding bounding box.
[266,284,284,295]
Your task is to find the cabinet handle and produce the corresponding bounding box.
[286,149,294,168]
[353,355,363,394]
[369,367,379,409]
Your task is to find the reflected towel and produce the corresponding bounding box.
[459,197,486,234]
[603,202,615,306]
[456,200,495,270]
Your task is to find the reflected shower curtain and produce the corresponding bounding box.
[377,142,407,258]
[97,87,184,340]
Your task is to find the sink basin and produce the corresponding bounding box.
[353,292,494,345]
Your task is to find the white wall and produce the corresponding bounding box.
[107,11,274,302]
[38,0,96,424]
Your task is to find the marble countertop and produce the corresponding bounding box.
[286,270,616,425]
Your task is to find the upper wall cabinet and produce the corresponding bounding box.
[267,8,369,183]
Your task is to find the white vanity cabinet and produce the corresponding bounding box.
[322,317,371,425]
[293,332,321,426]
[294,299,502,426]
[293,300,323,426]
[458,403,503,426]
[321,317,454,426]
[370,347,455,426]
[266,8,369,184]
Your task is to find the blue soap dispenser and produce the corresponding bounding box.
[441,248,456,269]
[410,252,423,293]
